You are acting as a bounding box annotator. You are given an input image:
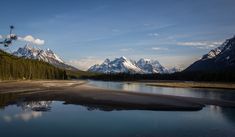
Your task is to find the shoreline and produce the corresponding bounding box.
[1,79,235,90]
[0,80,235,111]
[137,80,235,90]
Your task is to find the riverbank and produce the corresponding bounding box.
[138,80,235,90]
[0,80,235,111]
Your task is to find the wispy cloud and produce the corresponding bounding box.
[18,35,45,45]
[148,33,159,37]
[120,48,132,52]
[177,41,223,49]
[111,29,120,32]
[68,57,103,71]
[143,23,152,27]
[151,47,168,51]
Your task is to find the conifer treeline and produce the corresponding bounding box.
[82,71,235,82]
[0,50,67,80]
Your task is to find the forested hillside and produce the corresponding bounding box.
[0,49,67,80]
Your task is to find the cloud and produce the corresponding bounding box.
[18,35,45,45]
[111,29,120,32]
[152,47,168,51]
[0,35,2,39]
[68,57,103,71]
[148,33,159,37]
[120,48,132,52]
[144,23,151,26]
[177,41,223,49]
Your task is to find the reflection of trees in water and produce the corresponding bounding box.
[0,92,52,111]
[0,92,19,109]
[18,101,52,111]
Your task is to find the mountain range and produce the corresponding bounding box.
[185,35,235,72]
[13,45,78,71]
[88,56,180,74]
[10,35,235,75]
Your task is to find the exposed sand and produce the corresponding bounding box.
[140,80,235,90]
[0,80,235,111]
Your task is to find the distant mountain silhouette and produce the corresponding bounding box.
[185,35,235,72]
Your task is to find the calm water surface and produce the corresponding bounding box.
[0,80,235,137]
[89,80,235,101]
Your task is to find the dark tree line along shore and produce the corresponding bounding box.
[82,71,235,82]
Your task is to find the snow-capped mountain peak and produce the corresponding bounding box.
[13,45,78,71]
[103,58,111,64]
[136,58,168,74]
[88,57,176,74]
[13,44,64,64]
[119,56,127,60]
[202,36,235,60]
[88,56,143,74]
[185,35,235,72]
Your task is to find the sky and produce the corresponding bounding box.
[0,0,235,70]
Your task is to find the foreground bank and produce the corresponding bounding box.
[1,80,235,111]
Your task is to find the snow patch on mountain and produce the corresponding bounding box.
[202,36,233,60]
[185,35,235,72]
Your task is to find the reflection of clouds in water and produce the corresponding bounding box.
[1,101,52,122]
[15,111,42,121]
[209,105,222,112]
[3,115,12,122]
[3,111,42,122]
[122,83,141,92]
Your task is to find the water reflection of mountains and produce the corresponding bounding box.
[0,91,134,112]
[1,91,235,125]
[0,91,138,112]
[18,101,52,111]
[0,92,52,111]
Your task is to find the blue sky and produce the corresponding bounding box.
[0,0,235,70]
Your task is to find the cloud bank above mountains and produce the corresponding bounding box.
[18,35,45,45]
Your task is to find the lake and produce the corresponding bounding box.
[0,80,235,137]
[89,80,235,101]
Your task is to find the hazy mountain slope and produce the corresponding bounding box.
[185,35,235,72]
